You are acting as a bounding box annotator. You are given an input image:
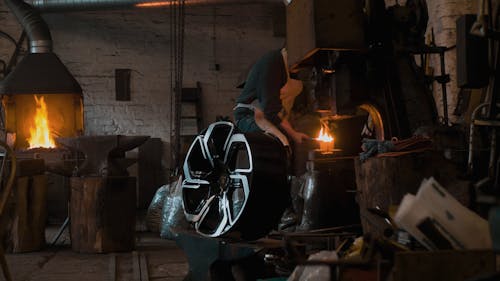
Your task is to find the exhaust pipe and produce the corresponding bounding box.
[5,0,51,53]
[0,0,82,95]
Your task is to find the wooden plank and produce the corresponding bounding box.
[132,251,141,281]
[10,176,29,253]
[7,174,48,253]
[392,250,495,281]
[108,254,116,281]
[140,253,149,281]
[31,175,48,249]
[115,69,131,101]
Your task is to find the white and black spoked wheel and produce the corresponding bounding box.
[182,121,289,240]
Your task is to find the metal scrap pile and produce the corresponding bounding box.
[360,136,433,161]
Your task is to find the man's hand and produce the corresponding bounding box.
[280,118,310,144]
[291,131,310,144]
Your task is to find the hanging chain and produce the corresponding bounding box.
[170,0,186,174]
[169,0,174,172]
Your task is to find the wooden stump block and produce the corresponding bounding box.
[70,176,136,253]
[2,159,48,253]
[137,138,165,209]
[355,151,470,237]
[6,174,48,253]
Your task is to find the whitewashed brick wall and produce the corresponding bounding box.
[386,0,478,124]
[0,5,23,71]
[425,0,477,123]
[1,0,482,167]
[0,3,283,168]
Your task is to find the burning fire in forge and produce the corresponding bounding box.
[316,125,334,154]
[1,92,83,150]
[27,95,56,149]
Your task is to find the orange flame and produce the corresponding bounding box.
[316,127,334,143]
[316,126,334,154]
[27,96,56,149]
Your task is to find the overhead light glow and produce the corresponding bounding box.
[135,1,172,7]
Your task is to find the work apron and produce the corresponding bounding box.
[234,48,303,148]
[233,103,290,147]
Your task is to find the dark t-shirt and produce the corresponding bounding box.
[235,49,287,127]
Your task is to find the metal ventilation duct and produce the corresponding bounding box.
[24,0,284,12]
[0,0,82,95]
[5,0,51,53]
[0,53,82,95]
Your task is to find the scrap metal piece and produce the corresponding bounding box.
[182,122,289,240]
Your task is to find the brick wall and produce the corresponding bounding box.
[0,3,283,169]
[0,0,481,167]
[0,4,23,71]
[386,0,478,124]
[425,0,477,123]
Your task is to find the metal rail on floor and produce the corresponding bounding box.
[133,251,150,281]
[108,251,150,281]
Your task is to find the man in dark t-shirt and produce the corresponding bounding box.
[234,48,309,146]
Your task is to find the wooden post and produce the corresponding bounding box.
[7,175,48,253]
[70,176,136,253]
[137,138,165,209]
[4,159,48,253]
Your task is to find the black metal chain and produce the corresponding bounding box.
[170,0,186,174]
[169,0,175,171]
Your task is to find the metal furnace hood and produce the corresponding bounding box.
[0,0,82,96]
[0,52,82,95]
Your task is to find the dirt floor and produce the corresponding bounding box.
[1,227,189,281]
